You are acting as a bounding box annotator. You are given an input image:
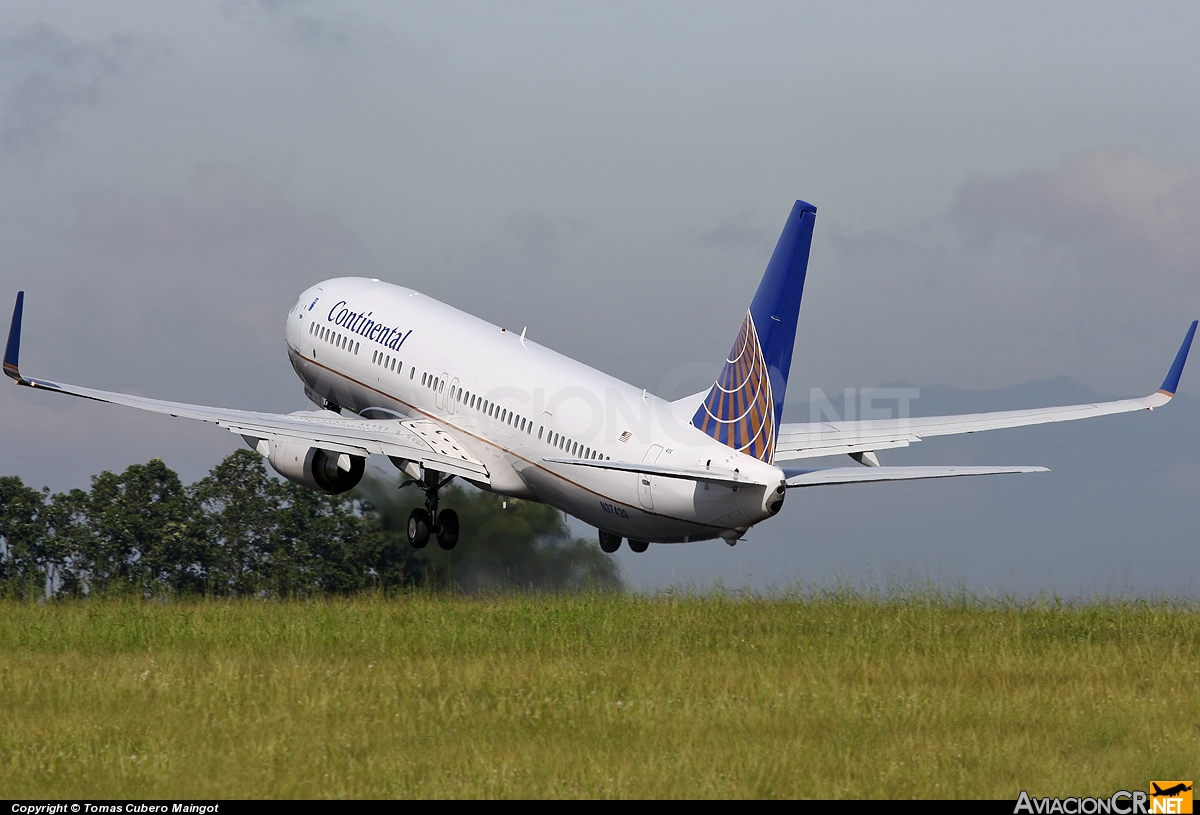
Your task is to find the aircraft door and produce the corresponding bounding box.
[637,444,663,511]
[447,377,460,415]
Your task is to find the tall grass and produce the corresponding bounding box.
[0,593,1196,798]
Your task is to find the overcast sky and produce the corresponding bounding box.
[2,1,1198,596]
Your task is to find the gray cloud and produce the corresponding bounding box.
[221,0,389,55]
[2,163,369,405]
[698,214,770,252]
[810,148,1200,394]
[0,23,165,159]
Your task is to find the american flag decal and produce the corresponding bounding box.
[691,310,775,463]
[618,431,632,443]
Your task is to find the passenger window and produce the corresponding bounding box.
[422,373,427,386]
[538,426,543,440]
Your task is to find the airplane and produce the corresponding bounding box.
[4,200,1196,553]
[1152,784,1193,798]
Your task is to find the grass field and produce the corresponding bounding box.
[0,593,1196,798]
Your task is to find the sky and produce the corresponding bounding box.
[1,1,1198,596]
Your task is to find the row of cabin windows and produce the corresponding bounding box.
[309,321,360,355]
[304,322,603,463]
[372,349,403,375]
[540,426,606,461]
[432,379,610,461]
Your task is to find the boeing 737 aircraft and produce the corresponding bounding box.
[4,201,1196,552]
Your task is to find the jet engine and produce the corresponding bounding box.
[249,438,365,494]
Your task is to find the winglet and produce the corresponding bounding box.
[1158,320,1197,396]
[4,291,24,383]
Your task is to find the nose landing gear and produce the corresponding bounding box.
[405,468,459,550]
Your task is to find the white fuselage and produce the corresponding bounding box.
[284,278,786,543]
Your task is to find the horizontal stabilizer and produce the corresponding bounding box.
[543,457,757,488]
[785,465,1048,488]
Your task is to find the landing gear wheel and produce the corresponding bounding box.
[598,530,622,553]
[628,539,649,553]
[436,508,459,550]
[407,508,431,549]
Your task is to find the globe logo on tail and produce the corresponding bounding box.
[691,310,775,463]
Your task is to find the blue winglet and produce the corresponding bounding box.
[1159,320,1198,396]
[4,291,23,382]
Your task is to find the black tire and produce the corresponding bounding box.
[407,508,431,549]
[436,508,459,550]
[628,539,649,553]
[598,530,622,553]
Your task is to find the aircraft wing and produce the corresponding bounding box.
[775,321,1197,462]
[784,465,1047,488]
[3,292,489,483]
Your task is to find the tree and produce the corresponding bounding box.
[191,449,425,596]
[83,459,201,595]
[1,450,621,599]
[0,476,48,598]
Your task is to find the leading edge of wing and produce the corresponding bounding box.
[776,320,1198,461]
[4,292,488,481]
[784,465,1048,488]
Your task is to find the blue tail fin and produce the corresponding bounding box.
[691,201,816,462]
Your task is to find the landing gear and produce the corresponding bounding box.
[436,509,459,550]
[598,530,622,553]
[407,508,431,548]
[627,539,649,553]
[404,468,458,550]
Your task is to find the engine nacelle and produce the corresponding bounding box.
[256,439,365,494]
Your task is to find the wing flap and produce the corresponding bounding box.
[785,465,1048,488]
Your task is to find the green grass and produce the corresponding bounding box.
[0,593,1196,798]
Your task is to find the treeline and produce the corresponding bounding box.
[0,449,620,599]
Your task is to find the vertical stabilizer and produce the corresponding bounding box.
[692,201,816,462]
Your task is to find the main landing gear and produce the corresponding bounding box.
[406,468,459,550]
[597,531,649,554]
